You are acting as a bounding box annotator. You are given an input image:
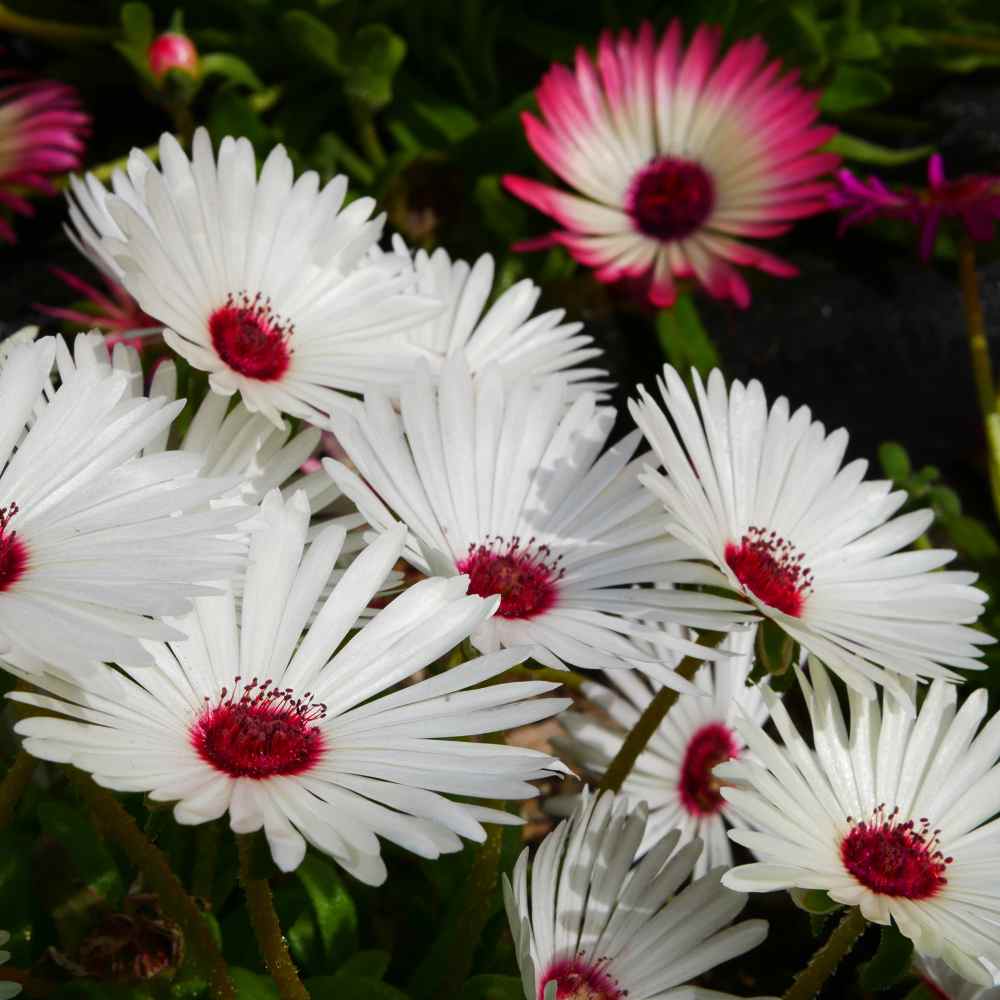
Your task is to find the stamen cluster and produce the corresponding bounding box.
[724,526,813,618]
[208,291,293,382]
[0,501,27,593]
[457,535,564,620]
[678,722,739,817]
[540,955,624,1000]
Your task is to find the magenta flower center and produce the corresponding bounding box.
[679,722,739,816]
[539,957,623,1000]
[626,156,715,241]
[209,292,292,382]
[724,527,812,618]
[191,679,326,779]
[0,502,28,593]
[457,537,563,620]
[840,807,951,900]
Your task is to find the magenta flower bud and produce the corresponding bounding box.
[147,33,200,80]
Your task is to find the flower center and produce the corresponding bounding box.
[724,527,812,618]
[191,678,326,779]
[679,722,739,816]
[538,958,623,1000]
[208,292,292,382]
[626,156,715,241]
[0,502,28,593]
[456,536,563,620]
[840,806,951,900]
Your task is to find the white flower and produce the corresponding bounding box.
[504,789,770,1000]
[12,490,571,884]
[325,357,749,677]
[0,336,248,670]
[914,954,1000,999]
[76,128,440,427]
[630,365,992,704]
[0,326,37,367]
[553,627,767,877]
[382,235,610,395]
[720,660,1000,985]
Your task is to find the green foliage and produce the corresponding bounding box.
[858,923,914,991]
[460,975,525,1000]
[656,295,718,378]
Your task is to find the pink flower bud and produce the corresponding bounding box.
[147,33,199,80]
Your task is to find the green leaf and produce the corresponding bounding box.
[305,976,409,999]
[230,968,279,999]
[282,10,342,75]
[121,2,153,46]
[337,950,390,981]
[793,889,844,915]
[820,65,891,113]
[788,4,828,62]
[838,29,882,61]
[755,619,795,677]
[859,923,914,991]
[344,24,407,110]
[460,975,525,1000]
[944,515,1000,560]
[295,852,358,968]
[929,485,962,518]
[411,100,478,144]
[879,442,911,483]
[475,175,527,242]
[200,53,262,90]
[208,88,272,151]
[824,133,933,167]
[39,800,124,905]
[655,295,718,378]
[903,985,944,1000]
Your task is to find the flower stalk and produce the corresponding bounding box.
[0,3,116,44]
[782,907,867,1000]
[69,771,235,1000]
[236,834,311,1000]
[597,634,721,793]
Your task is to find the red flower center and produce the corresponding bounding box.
[539,957,623,1000]
[627,156,715,241]
[0,502,28,593]
[679,722,740,816]
[840,806,951,900]
[456,536,563,620]
[724,527,812,618]
[191,678,326,779]
[209,292,292,382]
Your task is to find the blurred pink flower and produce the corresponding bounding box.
[0,74,89,243]
[503,20,837,308]
[830,154,1000,261]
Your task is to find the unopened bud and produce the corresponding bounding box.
[147,33,199,80]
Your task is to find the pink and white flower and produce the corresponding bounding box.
[0,74,89,243]
[503,20,837,308]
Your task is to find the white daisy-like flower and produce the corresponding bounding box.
[0,931,20,1000]
[552,627,767,877]
[12,490,571,884]
[504,789,770,1000]
[0,325,37,367]
[0,336,248,670]
[630,365,992,704]
[914,955,1000,999]
[381,235,610,396]
[720,660,1000,985]
[325,357,749,677]
[72,128,440,426]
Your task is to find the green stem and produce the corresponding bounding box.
[783,907,867,1000]
[351,102,387,168]
[925,31,1000,55]
[0,3,116,44]
[236,835,311,1000]
[0,752,34,829]
[957,234,995,418]
[70,772,235,1000]
[598,635,721,793]
[191,820,221,902]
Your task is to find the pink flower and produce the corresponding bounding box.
[147,33,200,80]
[502,20,838,308]
[0,74,89,243]
[830,154,1000,261]
[36,267,157,350]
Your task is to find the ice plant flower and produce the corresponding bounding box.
[830,155,1000,261]
[0,931,19,1000]
[630,365,991,703]
[914,955,1000,1000]
[74,128,440,426]
[0,74,89,243]
[504,790,769,1000]
[0,336,250,670]
[552,627,767,876]
[11,490,570,883]
[0,325,37,367]
[325,357,749,676]
[720,660,1000,985]
[383,235,610,396]
[502,20,837,308]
